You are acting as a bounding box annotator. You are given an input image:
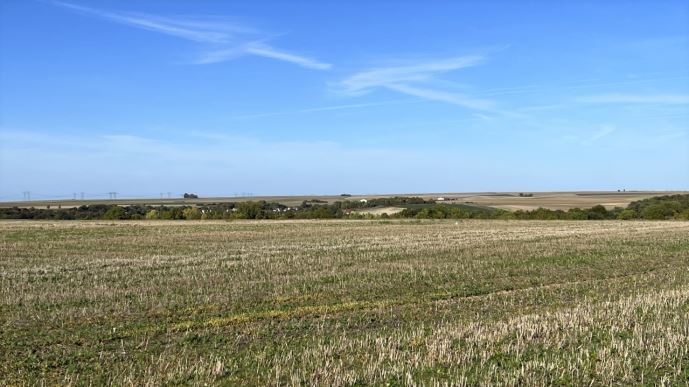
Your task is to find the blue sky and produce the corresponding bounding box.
[1,0,688,200]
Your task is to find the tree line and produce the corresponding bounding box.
[1,194,687,221]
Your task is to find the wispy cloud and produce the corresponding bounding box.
[245,43,331,70]
[335,56,493,111]
[338,56,483,94]
[562,125,616,146]
[575,93,689,105]
[386,84,494,110]
[229,99,419,120]
[52,1,331,70]
[193,42,332,69]
[211,41,331,70]
[478,75,689,97]
[590,125,616,141]
[656,131,687,143]
[53,1,244,43]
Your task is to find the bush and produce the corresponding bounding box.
[617,209,637,220]
[676,209,689,220]
[587,205,610,220]
[183,207,201,220]
[103,206,126,220]
[641,203,678,220]
[627,195,689,220]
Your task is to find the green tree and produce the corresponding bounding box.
[676,209,689,220]
[641,203,678,220]
[586,205,610,220]
[236,201,268,219]
[103,206,126,220]
[617,209,637,220]
[183,207,201,220]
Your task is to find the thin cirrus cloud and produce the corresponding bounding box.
[561,125,616,146]
[590,125,616,141]
[51,1,331,70]
[386,84,495,111]
[244,43,332,70]
[335,56,495,111]
[575,93,689,105]
[228,99,420,120]
[197,42,332,70]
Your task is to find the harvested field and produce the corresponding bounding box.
[352,206,405,215]
[1,220,689,385]
[1,191,683,211]
[458,191,678,211]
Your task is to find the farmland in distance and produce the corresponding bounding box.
[2,190,683,211]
